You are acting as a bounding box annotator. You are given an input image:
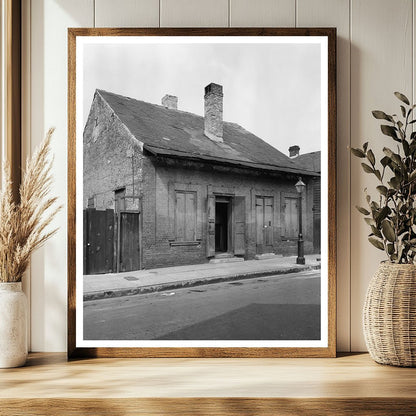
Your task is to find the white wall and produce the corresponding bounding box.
[23,0,416,352]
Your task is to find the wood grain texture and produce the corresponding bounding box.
[21,0,31,351]
[350,0,413,351]
[95,0,159,27]
[1,353,416,415]
[160,0,229,27]
[5,0,21,202]
[67,27,336,359]
[297,0,350,352]
[2,398,416,416]
[230,0,295,27]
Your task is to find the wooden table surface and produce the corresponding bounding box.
[1,352,415,415]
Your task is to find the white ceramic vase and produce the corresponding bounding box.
[0,282,28,368]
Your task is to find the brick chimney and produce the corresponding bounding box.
[289,145,300,158]
[161,94,178,110]
[204,83,223,142]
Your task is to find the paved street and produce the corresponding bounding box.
[84,270,320,340]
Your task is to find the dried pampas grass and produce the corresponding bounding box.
[0,128,61,282]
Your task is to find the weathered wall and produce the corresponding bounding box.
[142,157,315,269]
[83,91,143,211]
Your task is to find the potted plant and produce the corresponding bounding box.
[0,128,60,368]
[351,92,416,367]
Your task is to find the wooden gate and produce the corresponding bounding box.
[84,209,140,274]
[118,211,141,273]
[83,208,115,275]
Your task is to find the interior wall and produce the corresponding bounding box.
[23,0,416,352]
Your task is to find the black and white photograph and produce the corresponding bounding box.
[73,32,332,351]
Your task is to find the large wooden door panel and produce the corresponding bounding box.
[255,196,274,254]
[119,212,140,273]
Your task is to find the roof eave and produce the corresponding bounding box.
[143,145,320,177]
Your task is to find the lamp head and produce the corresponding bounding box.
[295,177,306,194]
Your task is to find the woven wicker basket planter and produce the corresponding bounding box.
[363,262,416,367]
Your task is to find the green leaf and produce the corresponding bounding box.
[356,206,370,215]
[394,91,410,105]
[387,243,395,255]
[403,140,410,156]
[368,237,385,251]
[381,125,399,141]
[376,185,388,196]
[350,147,366,158]
[374,170,382,181]
[389,176,401,189]
[361,163,374,174]
[372,110,394,122]
[383,147,402,166]
[371,225,383,239]
[364,217,376,226]
[382,219,396,242]
[376,206,390,224]
[363,142,369,152]
[367,149,375,166]
[400,105,406,117]
[380,156,390,167]
[409,169,416,182]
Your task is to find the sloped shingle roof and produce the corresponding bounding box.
[294,151,321,174]
[97,89,317,176]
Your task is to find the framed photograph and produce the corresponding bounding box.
[68,28,336,358]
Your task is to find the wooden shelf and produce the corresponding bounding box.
[1,353,415,415]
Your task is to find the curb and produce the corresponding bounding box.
[84,264,321,301]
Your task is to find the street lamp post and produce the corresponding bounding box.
[295,178,306,265]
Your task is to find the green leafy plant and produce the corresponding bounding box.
[351,92,416,264]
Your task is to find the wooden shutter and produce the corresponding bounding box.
[207,195,215,257]
[264,197,273,246]
[234,196,246,256]
[285,197,298,238]
[256,197,264,246]
[176,192,185,241]
[185,192,196,241]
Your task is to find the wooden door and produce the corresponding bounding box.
[84,208,115,275]
[234,196,246,256]
[255,197,274,254]
[118,212,140,272]
[206,195,215,257]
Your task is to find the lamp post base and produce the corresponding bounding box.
[296,257,305,265]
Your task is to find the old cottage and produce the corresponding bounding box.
[83,83,320,274]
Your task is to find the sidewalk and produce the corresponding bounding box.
[84,255,321,301]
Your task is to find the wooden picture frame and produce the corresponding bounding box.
[68,28,336,358]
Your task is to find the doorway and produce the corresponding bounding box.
[256,196,274,254]
[215,197,231,253]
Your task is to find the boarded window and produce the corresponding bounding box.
[115,188,126,212]
[175,191,197,241]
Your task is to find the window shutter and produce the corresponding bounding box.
[234,196,246,256]
[206,195,215,257]
[176,192,185,241]
[185,192,196,241]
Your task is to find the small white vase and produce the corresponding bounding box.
[0,282,28,368]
